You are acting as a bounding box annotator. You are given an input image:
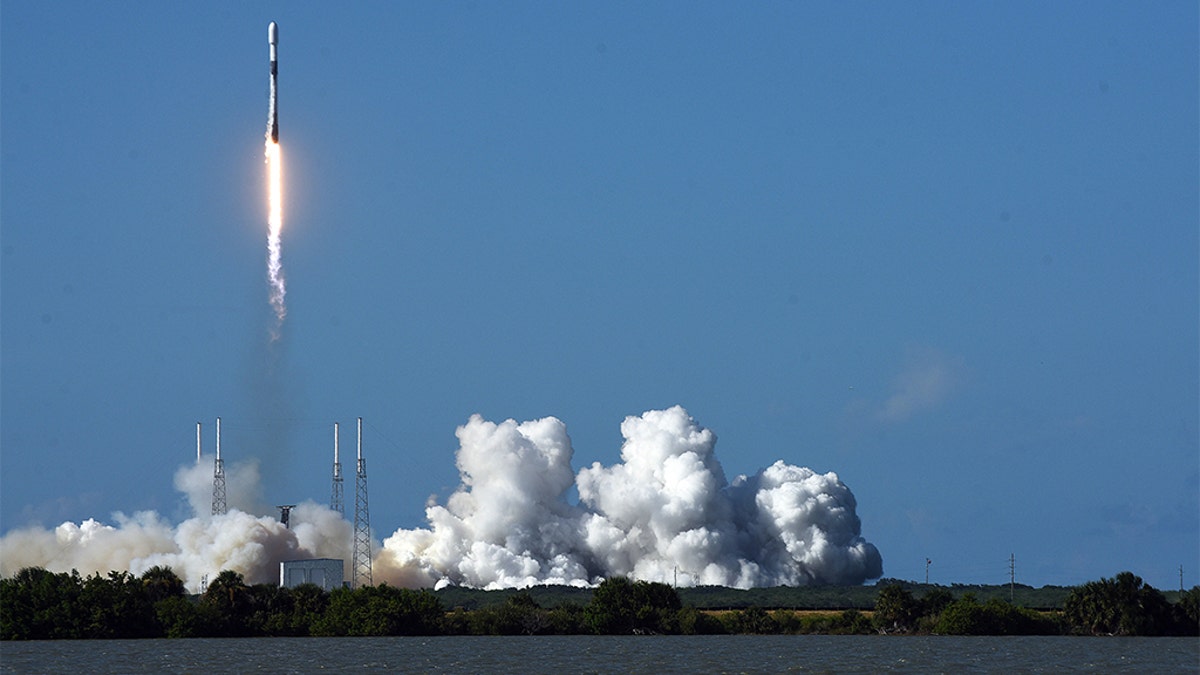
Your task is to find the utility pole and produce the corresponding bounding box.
[925,558,931,585]
[1009,554,1015,602]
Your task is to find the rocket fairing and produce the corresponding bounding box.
[268,21,279,143]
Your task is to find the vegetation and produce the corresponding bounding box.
[2,567,1196,639]
[1062,572,1197,636]
[434,579,1080,611]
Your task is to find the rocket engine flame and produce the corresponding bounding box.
[264,22,285,341]
[265,140,286,339]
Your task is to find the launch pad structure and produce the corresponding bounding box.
[196,414,373,587]
[331,422,344,516]
[211,417,226,516]
[352,417,372,588]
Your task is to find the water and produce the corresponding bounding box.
[1,635,1196,674]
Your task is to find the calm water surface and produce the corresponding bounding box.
[2,635,1197,674]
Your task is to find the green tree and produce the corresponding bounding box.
[140,565,185,604]
[471,591,554,635]
[0,568,85,640]
[1176,586,1199,635]
[585,577,682,634]
[155,596,220,638]
[919,588,955,616]
[284,583,329,635]
[831,609,873,635]
[79,570,156,638]
[935,594,1058,635]
[544,601,587,634]
[675,606,724,635]
[315,584,442,636]
[724,606,779,634]
[874,584,920,632]
[201,570,254,636]
[1064,572,1175,636]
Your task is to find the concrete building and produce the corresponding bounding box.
[280,558,344,591]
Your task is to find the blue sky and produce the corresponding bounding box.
[2,2,1196,590]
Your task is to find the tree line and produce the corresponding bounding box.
[1,566,1196,639]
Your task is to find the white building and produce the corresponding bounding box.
[279,558,344,591]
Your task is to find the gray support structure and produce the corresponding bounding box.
[352,417,372,588]
[211,417,227,516]
[331,422,344,516]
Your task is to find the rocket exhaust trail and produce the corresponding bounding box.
[265,21,285,339]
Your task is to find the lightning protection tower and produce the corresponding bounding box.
[211,417,227,516]
[352,417,372,588]
[330,422,344,516]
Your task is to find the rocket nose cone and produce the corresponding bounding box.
[269,22,278,45]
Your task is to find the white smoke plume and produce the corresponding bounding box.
[0,406,881,591]
[0,460,350,592]
[375,406,882,589]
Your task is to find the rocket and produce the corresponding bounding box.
[268,21,279,142]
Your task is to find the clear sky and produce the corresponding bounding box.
[2,2,1196,590]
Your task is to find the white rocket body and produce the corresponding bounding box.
[268,22,279,142]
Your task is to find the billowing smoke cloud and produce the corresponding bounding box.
[0,461,350,592]
[375,406,882,589]
[0,406,881,591]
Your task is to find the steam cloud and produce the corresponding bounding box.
[0,407,882,591]
[0,459,351,593]
[375,406,882,589]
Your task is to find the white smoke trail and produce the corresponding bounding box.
[375,406,883,589]
[265,140,286,341]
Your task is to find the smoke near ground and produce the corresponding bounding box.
[0,407,881,591]
[0,462,350,592]
[376,406,883,589]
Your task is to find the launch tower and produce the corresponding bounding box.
[331,422,344,516]
[211,417,227,516]
[352,417,372,588]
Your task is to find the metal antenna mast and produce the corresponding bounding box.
[331,422,344,516]
[352,417,372,587]
[211,417,227,516]
[1009,554,1015,602]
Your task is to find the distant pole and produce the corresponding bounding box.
[1009,554,1015,602]
[925,558,931,585]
